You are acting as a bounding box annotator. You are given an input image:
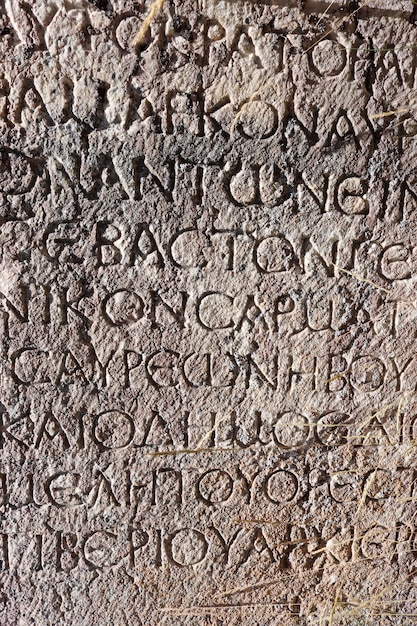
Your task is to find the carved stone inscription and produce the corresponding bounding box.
[1,0,417,623]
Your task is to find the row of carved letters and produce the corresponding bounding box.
[0,521,415,572]
[0,406,412,452]
[0,465,414,509]
[5,347,415,392]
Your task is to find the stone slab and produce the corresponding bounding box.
[1,0,417,624]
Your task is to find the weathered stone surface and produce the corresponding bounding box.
[1,0,417,624]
